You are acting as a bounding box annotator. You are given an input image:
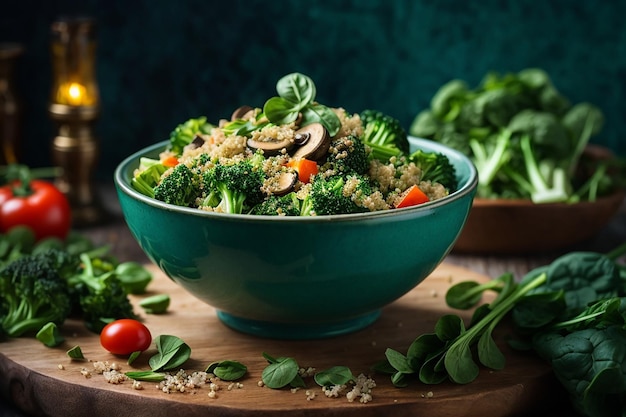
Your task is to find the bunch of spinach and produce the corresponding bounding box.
[376,243,626,417]
[409,68,621,203]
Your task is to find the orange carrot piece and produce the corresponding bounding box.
[395,185,430,208]
[286,158,318,183]
[162,156,179,167]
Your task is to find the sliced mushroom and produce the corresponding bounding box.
[247,137,294,156]
[268,171,298,196]
[231,105,254,121]
[189,134,206,149]
[291,123,331,161]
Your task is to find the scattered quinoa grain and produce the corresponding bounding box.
[57,364,64,370]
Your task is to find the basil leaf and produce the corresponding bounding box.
[276,72,315,106]
[263,96,301,124]
[149,335,191,371]
[301,105,341,137]
[314,366,354,387]
[261,357,299,389]
[209,360,248,381]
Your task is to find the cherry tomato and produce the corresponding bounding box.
[100,319,152,356]
[0,179,71,241]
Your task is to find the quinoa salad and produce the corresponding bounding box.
[131,73,456,216]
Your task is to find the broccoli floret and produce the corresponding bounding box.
[131,159,168,198]
[408,149,458,192]
[309,175,371,215]
[203,159,266,214]
[168,116,215,155]
[0,250,76,337]
[325,135,370,175]
[360,109,410,162]
[250,193,301,216]
[68,253,137,334]
[153,163,201,207]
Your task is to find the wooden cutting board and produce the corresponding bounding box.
[0,263,568,417]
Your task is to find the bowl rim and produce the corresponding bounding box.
[114,136,478,223]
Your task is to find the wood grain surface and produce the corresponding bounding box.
[0,263,569,417]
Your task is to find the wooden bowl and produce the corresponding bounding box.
[453,190,625,255]
[453,145,625,255]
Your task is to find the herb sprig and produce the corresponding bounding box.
[263,73,341,136]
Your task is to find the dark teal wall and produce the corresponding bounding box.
[2,0,625,180]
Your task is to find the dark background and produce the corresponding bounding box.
[2,0,625,181]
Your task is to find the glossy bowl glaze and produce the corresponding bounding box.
[114,137,478,339]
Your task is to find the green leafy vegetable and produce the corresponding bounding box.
[148,335,191,371]
[376,242,626,417]
[205,360,248,381]
[409,68,616,203]
[314,366,355,387]
[263,73,341,136]
[167,116,214,155]
[261,352,306,389]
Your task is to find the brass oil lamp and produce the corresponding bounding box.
[49,17,107,226]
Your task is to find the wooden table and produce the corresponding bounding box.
[1,184,625,416]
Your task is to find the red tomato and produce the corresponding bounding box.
[100,319,152,355]
[0,180,71,241]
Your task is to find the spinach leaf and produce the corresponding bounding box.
[546,251,621,313]
[533,325,626,417]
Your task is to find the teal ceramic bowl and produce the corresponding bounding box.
[114,137,477,339]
